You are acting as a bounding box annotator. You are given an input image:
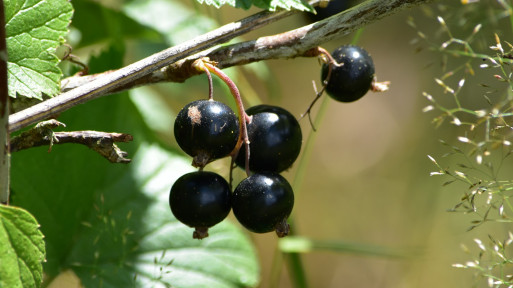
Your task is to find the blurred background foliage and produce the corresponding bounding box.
[10,0,513,287]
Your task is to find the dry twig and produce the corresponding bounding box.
[10,120,133,163]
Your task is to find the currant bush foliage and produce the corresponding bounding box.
[0,205,45,288]
[5,0,259,287]
[196,0,313,12]
[413,1,513,286]
[5,0,73,99]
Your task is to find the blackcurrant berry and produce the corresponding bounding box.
[235,105,302,173]
[305,0,353,23]
[321,45,375,102]
[169,171,231,239]
[174,99,239,167]
[232,173,294,237]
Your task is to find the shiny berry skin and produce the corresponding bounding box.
[235,105,302,173]
[232,173,294,237]
[174,99,239,167]
[321,45,375,102]
[169,171,231,239]
[305,0,352,23]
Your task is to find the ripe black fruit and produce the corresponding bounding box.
[321,45,375,102]
[232,173,294,237]
[169,171,231,239]
[235,105,302,173]
[305,0,353,23]
[174,99,239,167]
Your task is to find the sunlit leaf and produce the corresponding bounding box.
[70,143,259,288]
[123,0,217,46]
[71,0,162,48]
[196,0,313,11]
[0,205,45,288]
[11,43,259,286]
[5,0,73,99]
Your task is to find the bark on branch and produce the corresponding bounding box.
[10,120,133,163]
[0,0,9,204]
[7,5,299,133]
[9,0,431,133]
[62,0,430,92]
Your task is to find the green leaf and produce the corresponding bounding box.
[88,41,126,74]
[0,205,46,288]
[10,93,140,278]
[11,108,260,287]
[129,86,177,135]
[10,45,141,278]
[70,143,260,288]
[123,0,218,46]
[70,0,163,48]
[5,0,73,99]
[11,44,259,287]
[196,0,313,12]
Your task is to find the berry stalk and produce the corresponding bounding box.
[203,65,214,101]
[300,46,339,130]
[193,59,251,177]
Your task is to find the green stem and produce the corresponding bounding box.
[269,246,284,288]
[506,0,513,35]
[280,236,412,258]
[280,74,332,288]
[285,252,309,288]
[350,28,364,45]
[501,196,513,215]
[293,92,331,194]
[282,28,365,288]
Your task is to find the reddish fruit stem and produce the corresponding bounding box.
[204,67,214,100]
[201,61,251,177]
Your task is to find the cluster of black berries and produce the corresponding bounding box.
[169,98,302,239]
[168,44,386,239]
